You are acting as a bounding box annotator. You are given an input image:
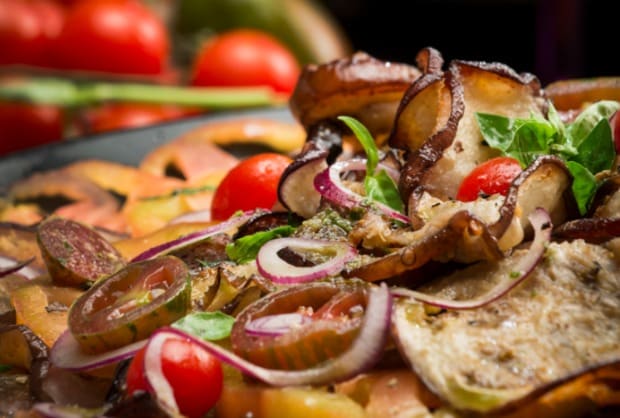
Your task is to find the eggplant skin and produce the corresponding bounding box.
[392,239,620,415]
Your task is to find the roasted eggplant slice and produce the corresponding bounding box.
[289,51,421,141]
[391,239,620,414]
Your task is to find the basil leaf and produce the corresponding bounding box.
[505,119,556,167]
[173,311,235,341]
[567,100,620,148]
[475,113,516,151]
[226,225,295,264]
[338,115,404,212]
[572,118,615,175]
[365,170,404,212]
[338,115,379,173]
[566,161,599,216]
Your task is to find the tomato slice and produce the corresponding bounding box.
[68,256,190,354]
[230,280,369,370]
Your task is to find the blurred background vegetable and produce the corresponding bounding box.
[0,0,352,156]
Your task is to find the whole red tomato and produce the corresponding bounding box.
[190,29,301,95]
[0,0,65,67]
[54,0,170,75]
[126,336,223,418]
[456,156,523,202]
[211,152,292,220]
[80,103,196,135]
[0,102,64,155]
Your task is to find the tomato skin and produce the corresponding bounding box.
[0,0,65,67]
[81,103,196,135]
[54,0,170,75]
[456,156,523,202]
[126,337,223,418]
[211,153,292,221]
[0,102,64,155]
[190,29,301,95]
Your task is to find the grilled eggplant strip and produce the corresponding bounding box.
[392,239,620,414]
[344,210,502,282]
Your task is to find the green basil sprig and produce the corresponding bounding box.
[225,225,296,264]
[172,311,235,341]
[476,100,619,215]
[337,115,404,213]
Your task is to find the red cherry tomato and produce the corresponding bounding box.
[0,102,64,155]
[81,103,197,135]
[190,29,301,95]
[126,336,223,418]
[0,0,65,67]
[54,0,170,75]
[456,156,522,202]
[211,153,292,220]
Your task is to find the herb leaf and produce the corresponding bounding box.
[566,161,598,215]
[338,115,403,211]
[173,311,235,341]
[573,118,615,175]
[476,113,517,151]
[226,225,295,264]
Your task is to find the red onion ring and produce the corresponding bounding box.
[0,255,39,279]
[131,210,255,262]
[314,159,410,224]
[244,312,312,337]
[256,237,357,284]
[50,330,147,371]
[391,208,552,309]
[143,283,391,415]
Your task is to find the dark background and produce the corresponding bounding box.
[318,0,616,87]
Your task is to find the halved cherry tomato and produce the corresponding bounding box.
[211,152,292,221]
[0,0,65,67]
[54,0,170,75]
[68,256,190,353]
[80,103,197,135]
[0,102,64,155]
[456,156,522,202]
[230,280,369,370]
[126,335,223,418]
[190,29,301,95]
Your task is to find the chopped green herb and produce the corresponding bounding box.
[226,225,295,264]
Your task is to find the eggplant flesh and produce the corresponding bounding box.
[392,239,620,415]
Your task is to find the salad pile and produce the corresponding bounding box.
[1,47,620,418]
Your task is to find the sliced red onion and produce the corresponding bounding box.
[33,403,105,418]
[314,159,410,224]
[50,330,146,371]
[0,255,40,279]
[391,208,552,309]
[168,208,211,224]
[143,282,390,411]
[256,237,357,284]
[245,312,312,337]
[131,210,254,262]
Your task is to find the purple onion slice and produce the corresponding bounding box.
[0,255,36,279]
[244,312,312,337]
[256,237,357,284]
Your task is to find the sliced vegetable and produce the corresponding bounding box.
[0,256,35,279]
[226,225,295,264]
[172,311,234,341]
[130,211,253,262]
[391,208,551,309]
[68,256,190,354]
[456,156,523,202]
[256,237,357,284]
[36,217,125,287]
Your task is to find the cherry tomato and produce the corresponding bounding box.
[0,102,64,155]
[456,156,523,202]
[80,103,197,135]
[211,152,292,220]
[54,0,170,75]
[0,0,65,67]
[126,336,223,418]
[190,29,301,95]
